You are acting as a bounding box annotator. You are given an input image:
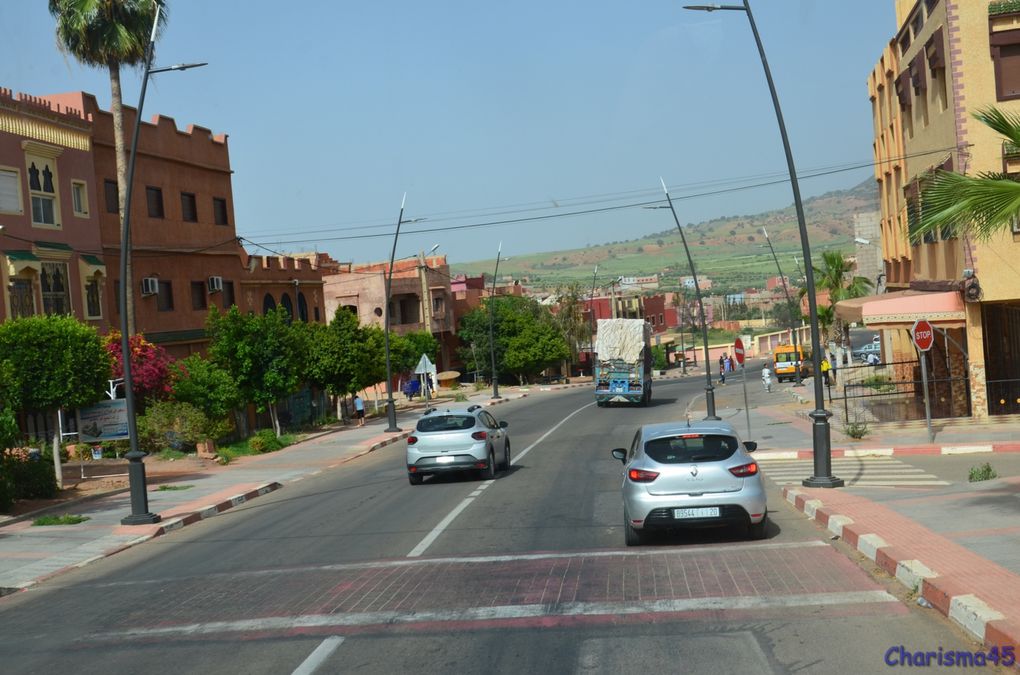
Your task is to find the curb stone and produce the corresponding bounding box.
[781,486,1020,654]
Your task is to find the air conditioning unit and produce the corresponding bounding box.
[207,275,224,293]
[141,277,159,296]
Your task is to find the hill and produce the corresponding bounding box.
[452,178,879,294]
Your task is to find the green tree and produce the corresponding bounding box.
[49,0,166,334]
[171,355,241,429]
[918,107,1020,241]
[393,330,439,373]
[0,361,21,452]
[0,316,109,488]
[206,307,303,436]
[458,296,569,384]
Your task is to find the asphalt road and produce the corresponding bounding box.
[0,379,1004,674]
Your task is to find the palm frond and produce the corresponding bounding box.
[918,170,1020,241]
[975,107,1020,149]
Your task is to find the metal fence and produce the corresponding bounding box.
[987,379,1020,416]
[828,359,970,424]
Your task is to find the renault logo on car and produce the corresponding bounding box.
[690,465,699,477]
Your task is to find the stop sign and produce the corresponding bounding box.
[733,337,745,365]
[911,319,935,352]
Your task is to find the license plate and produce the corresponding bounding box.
[612,385,625,393]
[674,507,720,519]
[435,455,455,464]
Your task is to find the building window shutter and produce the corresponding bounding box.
[0,169,20,213]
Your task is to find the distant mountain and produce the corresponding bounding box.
[453,178,879,293]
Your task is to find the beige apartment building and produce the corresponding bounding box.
[850,0,1020,418]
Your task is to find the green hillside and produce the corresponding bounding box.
[453,178,878,294]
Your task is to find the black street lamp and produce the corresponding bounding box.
[656,180,719,420]
[588,264,598,376]
[762,226,802,386]
[381,195,427,432]
[684,0,842,487]
[677,280,688,376]
[488,242,507,399]
[119,2,206,525]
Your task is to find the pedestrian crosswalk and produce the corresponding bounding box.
[756,456,950,488]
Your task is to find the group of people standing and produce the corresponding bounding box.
[717,353,735,384]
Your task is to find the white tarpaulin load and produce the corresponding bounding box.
[595,319,650,362]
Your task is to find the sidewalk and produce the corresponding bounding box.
[0,387,532,594]
[689,377,1020,655]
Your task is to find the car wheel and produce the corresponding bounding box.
[748,513,768,540]
[408,473,423,486]
[624,514,646,547]
[502,441,511,472]
[479,449,496,481]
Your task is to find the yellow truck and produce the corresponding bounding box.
[772,344,811,383]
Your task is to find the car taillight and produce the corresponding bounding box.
[471,431,488,441]
[628,468,659,483]
[729,462,758,477]
[407,436,417,445]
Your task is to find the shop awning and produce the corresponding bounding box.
[3,250,42,275]
[834,290,966,329]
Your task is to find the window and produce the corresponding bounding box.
[263,293,276,314]
[104,179,119,213]
[280,292,294,319]
[314,306,320,322]
[433,295,444,314]
[222,280,236,309]
[71,180,88,216]
[191,281,207,310]
[85,278,102,318]
[643,434,738,464]
[8,277,35,318]
[659,313,664,325]
[297,292,308,322]
[40,262,71,315]
[910,12,923,40]
[0,168,22,214]
[28,160,57,226]
[146,187,164,218]
[416,415,474,432]
[180,192,198,222]
[157,280,174,311]
[213,197,229,225]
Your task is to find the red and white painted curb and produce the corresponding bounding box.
[757,442,1020,461]
[782,486,1020,655]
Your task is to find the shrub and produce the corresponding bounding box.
[473,381,488,392]
[137,400,224,454]
[3,450,57,501]
[33,514,89,526]
[0,466,13,513]
[968,462,998,482]
[843,415,869,440]
[248,429,283,453]
[454,392,469,402]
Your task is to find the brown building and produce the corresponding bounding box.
[322,254,457,370]
[1,88,108,329]
[39,91,325,357]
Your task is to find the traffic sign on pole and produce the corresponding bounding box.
[733,337,745,365]
[911,319,935,352]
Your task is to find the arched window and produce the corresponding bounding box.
[280,293,294,321]
[297,292,309,322]
[262,293,276,315]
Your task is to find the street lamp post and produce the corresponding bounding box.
[762,226,802,386]
[658,179,718,419]
[382,194,412,433]
[488,243,506,399]
[684,0,842,487]
[119,2,207,525]
[589,264,598,377]
[677,281,688,375]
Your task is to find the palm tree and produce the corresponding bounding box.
[811,250,873,346]
[553,282,590,376]
[918,107,1020,241]
[49,0,166,334]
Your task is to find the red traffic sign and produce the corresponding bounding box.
[733,337,745,365]
[911,319,935,352]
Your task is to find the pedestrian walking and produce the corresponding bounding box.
[821,357,832,385]
[719,355,726,385]
[725,355,733,373]
[353,394,366,427]
[761,364,773,393]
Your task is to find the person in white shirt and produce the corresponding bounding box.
[761,364,773,393]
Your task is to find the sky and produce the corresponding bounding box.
[2,1,897,267]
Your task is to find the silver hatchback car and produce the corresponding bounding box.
[610,421,767,545]
[406,405,511,485]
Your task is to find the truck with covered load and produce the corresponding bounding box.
[594,318,653,407]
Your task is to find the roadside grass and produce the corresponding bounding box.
[159,449,189,461]
[156,484,194,491]
[33,514,90,526]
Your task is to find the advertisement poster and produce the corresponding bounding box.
[76,399,129,442]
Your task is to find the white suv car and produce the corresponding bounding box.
[406,405,511,485]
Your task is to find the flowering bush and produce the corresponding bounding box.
[105,331,176,401]
[0,448,57,511]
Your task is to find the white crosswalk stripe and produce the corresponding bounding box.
[756,457,950,487]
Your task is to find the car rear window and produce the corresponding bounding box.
[643,434,738,464]
[775,352,797,363]
[416,415,476,432]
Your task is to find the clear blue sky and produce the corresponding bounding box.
[2,1,896,266]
